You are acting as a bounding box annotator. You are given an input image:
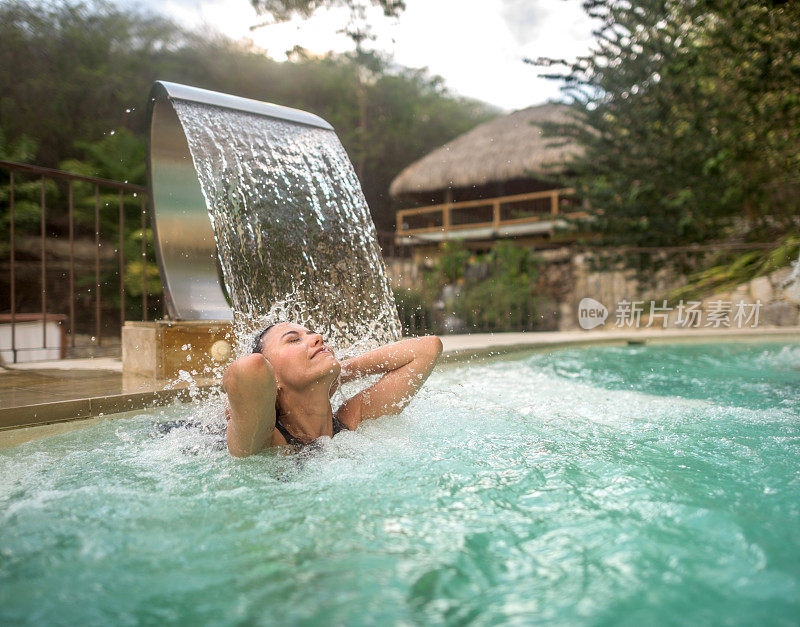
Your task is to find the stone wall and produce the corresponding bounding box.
[697,265,800,327]
[383,245,800,332]
[558,250,800,331]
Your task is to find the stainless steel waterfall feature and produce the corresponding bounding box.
[145,81,401,355]
[146,81,333,320]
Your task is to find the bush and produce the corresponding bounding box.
[422,240,551,332]
[437,240,471,283]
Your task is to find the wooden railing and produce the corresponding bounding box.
[395,188,587,239]
[1,160,154,362]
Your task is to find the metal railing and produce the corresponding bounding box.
[1,160,153,363]
[395,188,585,240]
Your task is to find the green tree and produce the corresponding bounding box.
[531,0,800,249]
[0,129,41,248]
[0,0,494,230]
[250,0,404,24]
[59,128,146,235]
[0,0,182,167]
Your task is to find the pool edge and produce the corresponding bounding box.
[2,327,798,447]
[0,382,222,448]
[439,327,800,364]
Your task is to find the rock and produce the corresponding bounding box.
[703,292,730,307]
[671,300,705,328]
[667,307,681,328]
[769,266,793,288]
[612,272,627,303]
[760,301,799,327]
[730,285,753,306]
[558,301,579,331]
[749,276,773,303]
[781,282,800,306]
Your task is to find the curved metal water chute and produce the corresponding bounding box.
[145,81,334,321]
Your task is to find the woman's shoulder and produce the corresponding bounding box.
[270,425,289,446]
[335,397,362,431]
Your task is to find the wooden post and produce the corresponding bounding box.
[443,188,452,240]
[396,209,406,236]
[550,190,559,215]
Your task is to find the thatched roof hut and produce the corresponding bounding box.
[390,103,580,201]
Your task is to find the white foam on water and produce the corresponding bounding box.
[2,344,799,624]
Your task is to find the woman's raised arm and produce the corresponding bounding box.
[223,353,278,457]
[336,335,443,428]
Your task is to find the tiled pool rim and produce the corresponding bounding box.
[2,327,798,448]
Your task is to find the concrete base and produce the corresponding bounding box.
[122,320,234,379]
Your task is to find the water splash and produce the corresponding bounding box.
[172,100,401,358]
[2,341,800,624]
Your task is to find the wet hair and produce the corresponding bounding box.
[251,323,277,354]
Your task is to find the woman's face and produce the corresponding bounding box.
[258,322,340,391]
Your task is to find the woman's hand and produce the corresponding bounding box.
[339,336,442,382]
[223,353,278,457]
[336,335,443,429]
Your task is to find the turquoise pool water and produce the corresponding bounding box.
[1,340,799,625]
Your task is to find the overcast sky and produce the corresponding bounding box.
[119,0,597,111]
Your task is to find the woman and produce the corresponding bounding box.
[223,321,443,457]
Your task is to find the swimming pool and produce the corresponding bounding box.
[1,340,799,624]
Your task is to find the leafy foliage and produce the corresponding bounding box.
[449,242,546,332]
[393,286,433,334]
[250,0,405,55]
[394,241,553,334]
[668,235,800,303]
[437,241,471,283]
[0,0,495,231]
[0,129,43,244]
[532,0,800,248]
[250,0,404,23]
[58,128,146,236]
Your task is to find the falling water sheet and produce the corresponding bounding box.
[172,99,401,356]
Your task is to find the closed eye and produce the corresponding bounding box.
[282,331,301,342]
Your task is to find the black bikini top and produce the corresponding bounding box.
[274,414,348,446]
